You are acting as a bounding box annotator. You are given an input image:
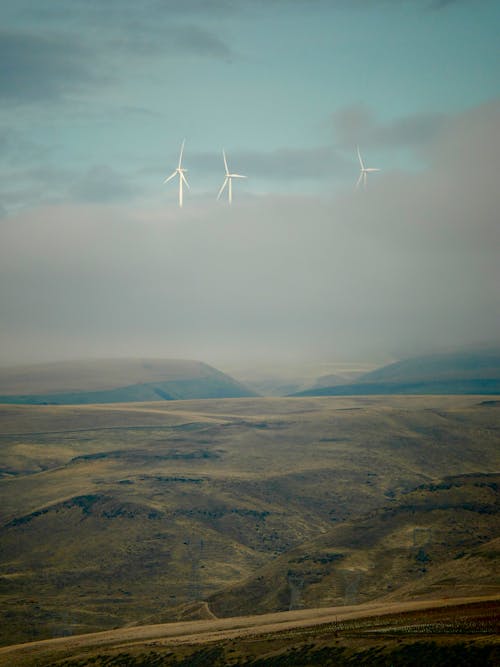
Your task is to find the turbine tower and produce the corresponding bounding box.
[217,150,246,205]
[163,140,190,208]
[356,146,380,189]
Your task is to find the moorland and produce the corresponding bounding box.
[0,596,498,666]
[1,394,498,654]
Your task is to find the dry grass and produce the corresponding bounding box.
[0,596,497,666]
[0,395,498,647]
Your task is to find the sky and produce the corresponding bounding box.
[0,0,499,368]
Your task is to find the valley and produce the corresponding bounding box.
[0,395,498,653]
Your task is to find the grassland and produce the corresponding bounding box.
[0,395,499,650]
[0,597,497,666]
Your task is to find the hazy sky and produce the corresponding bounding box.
[1,0,499,367]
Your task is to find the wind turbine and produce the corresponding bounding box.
[356,146,380,189]
[217,150,246,205]
[163,140,190,207]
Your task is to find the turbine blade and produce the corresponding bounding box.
[178,139,185,169]
[355,172,363,189]
[357,146,365,170]
[163,171,177,183]
[223,150,229,175]
[231,174,246,178]
[181,172,190,189]
[217,177,228,200]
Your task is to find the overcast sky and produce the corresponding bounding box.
[1,0,499,367]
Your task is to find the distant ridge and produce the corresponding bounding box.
[292,348,500,397]
[0,359,257,404]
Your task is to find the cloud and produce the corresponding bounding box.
[0,161,145,214]
[332,105,447,150]
[253,0,479,8]
[0,128,51,165]
[97,11,235,61]
[190,146,352,182]
[1,100,499,365]
[54,0,237,17]
[0,164,71,214]
[69,166,144,203]
[427,0,464,8]
[6,2,235,62]
[0,30,98,104]
[0,11,234,109]
[114,24,233,61]
[166,25,233,60]
[367,0,479,7]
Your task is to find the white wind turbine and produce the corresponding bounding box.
[217,150,246,205]
[163,140,190,207]
[356,146,380,189]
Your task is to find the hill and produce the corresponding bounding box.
[0,597,497,666]
[208,473,500,618]
[293,348,500,396]
[221,361,375,397]
[0,395,498,646]
[0,359,256,404]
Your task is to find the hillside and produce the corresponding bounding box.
[294,349,500,396]
[0,597,497,667]
[0,359,256,404]
[208,473,500,618]
[0,395,498,646]
[221,361,375,397]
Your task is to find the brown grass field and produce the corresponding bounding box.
[0,596,498,666]
[0,394,499,661]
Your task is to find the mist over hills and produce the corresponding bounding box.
[0,352,498,649]
[0,359,256,404]
[293,348,500,397]
[0,348,498,404]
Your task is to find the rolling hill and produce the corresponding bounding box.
[0,359,256,404]
[0,395,498,646]
[208,472,500,618]
[293,348,500,396]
